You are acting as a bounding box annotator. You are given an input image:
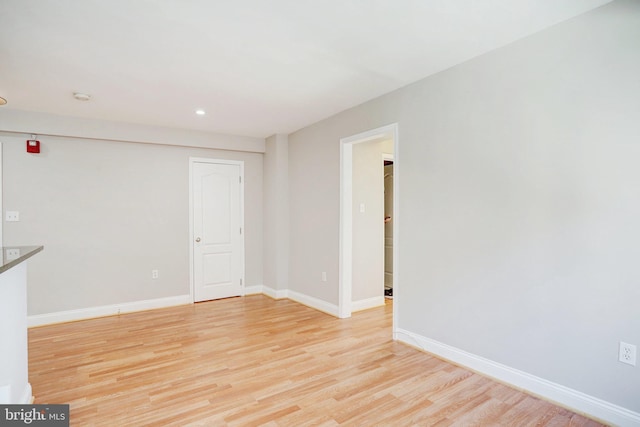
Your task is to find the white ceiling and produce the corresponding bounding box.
[0,0,611,138]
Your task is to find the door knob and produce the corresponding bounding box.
[195,237,201,242]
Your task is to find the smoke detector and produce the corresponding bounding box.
[73,92,91,101]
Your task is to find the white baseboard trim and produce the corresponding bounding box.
[395,328,640,427]
[352,296,385,312]
[28,295,191,327]
[245,284,289,300]
[261,285,288,300]
[26,288,332,327]
[287,290,339,317]
[244,284,264,295]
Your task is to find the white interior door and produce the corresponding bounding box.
[192,160,244,302]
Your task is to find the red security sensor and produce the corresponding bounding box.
[27,139,40,153]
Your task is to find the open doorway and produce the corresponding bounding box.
[339,123,399,335]
[383,154,394,299]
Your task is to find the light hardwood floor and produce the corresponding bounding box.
[29,295,604,426]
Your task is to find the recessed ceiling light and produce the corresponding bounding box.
[195,109,206,116]
[0,97,7,106]
[73,92,91,101]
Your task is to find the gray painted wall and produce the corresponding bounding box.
[288,0,640,412]
[2,131,263,315]
[263,134,289,291]
[0,109,264,153]
[288,125,341,302]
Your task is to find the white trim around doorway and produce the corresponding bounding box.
[339,124,399,337]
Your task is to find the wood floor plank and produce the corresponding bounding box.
[28,295,605,426]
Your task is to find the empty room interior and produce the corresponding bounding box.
[1,0,639,425]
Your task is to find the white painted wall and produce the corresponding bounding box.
[1,126,263,316]
[263,134,289,293]
[288,0,640,416]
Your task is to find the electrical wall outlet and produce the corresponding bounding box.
[619,342,637,366]
[5,211,19,222]
[152,269,159,279]
[6,248,21,259]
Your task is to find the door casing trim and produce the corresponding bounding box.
[339,123,399,334]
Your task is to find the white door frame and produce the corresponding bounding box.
[339,124,399,335]
[189,157,245,303]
